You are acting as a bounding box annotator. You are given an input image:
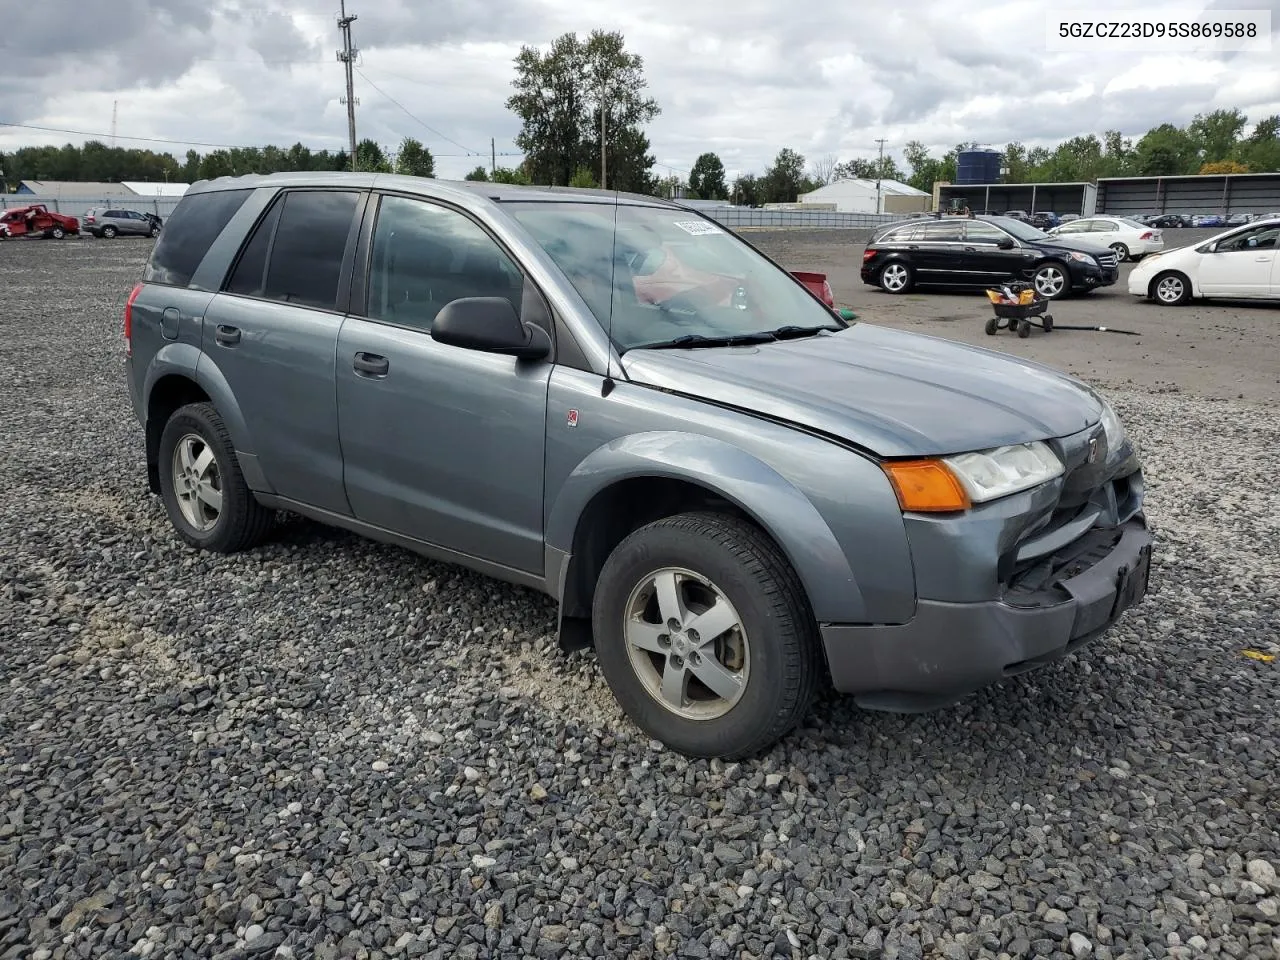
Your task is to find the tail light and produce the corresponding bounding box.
[85,215,95,223]
[123,282,142,357]
[822,280,834,307]
[862,249,877,261]
[1140,231,1154,240]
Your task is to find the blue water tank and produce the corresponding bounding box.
[956,149,1002,185]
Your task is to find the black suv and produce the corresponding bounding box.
[860,215,1120,300]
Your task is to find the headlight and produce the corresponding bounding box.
[1067,251,1097,265]
[1097,396,1126,452]
[943,441,1064,503]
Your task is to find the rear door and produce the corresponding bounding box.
[335,191,553,573]
[200,187,366,514]
[911,219,968,283]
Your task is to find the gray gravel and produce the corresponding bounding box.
[2,237,1278,960]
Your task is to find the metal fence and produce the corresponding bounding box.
[1,195,184,218]
[690,206,902,230]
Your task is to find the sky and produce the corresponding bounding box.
[2,0,1279,183]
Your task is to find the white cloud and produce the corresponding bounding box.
[1,0,1278,182]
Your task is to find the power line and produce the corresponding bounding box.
[0,120,304,151]
[353,67,481,155]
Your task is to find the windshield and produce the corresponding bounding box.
[504,201,844,351]
[990,217,1052,242]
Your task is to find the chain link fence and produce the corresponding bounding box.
[1,195,184,218]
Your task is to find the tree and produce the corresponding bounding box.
[492,166,531,184]
[1132,123,1198,176]
[394,137,435,178]
[569,165,597,188]
[762,148,807,203]
[732,173,762,207]
[1200,159,1250,174]
[355,138,392,173]
[688,152,728,200]
[506,29,659,188]
[1237,115,1280,172]
[809,153,839,186]
[464,166,489,181]
[1189,108,1247,164]
[904,140,944,191]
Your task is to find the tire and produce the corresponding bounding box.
[50,226,65,240]
[1151,271,1192,306]
[984,317,998,335]
[1042,314,1053,332]
[149,224,160,237]
[1031,262,1070,300]
[102,225,118,239]
[591,511,821,760]
[157,402,275,553]
[1017,319,1031,338]
[878,261,913,294]
[1110,242,1129,261]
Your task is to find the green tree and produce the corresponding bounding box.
[492,166,531,184]
[464,165,489,181]
[688,152,728,200]
[762,147,807,203]
[732,173,762,206]
[1237,115,1280,172]
[393,137,435,178]
[506,29,659,189]
[1132,123,1198,176]
[1189,108,1247,164]
[568,165,598,188]
[355,138,392,173]
[902,140,945,191]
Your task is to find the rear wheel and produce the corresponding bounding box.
[592,512,821,759]
[1151,271,1191,306]
[157,402,275,553]
[878,261,913,294]
[1110,242,1130,261]
[1017,319,1031,338]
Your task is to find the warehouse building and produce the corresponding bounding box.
[798,178,931,214]
[935,181,1098,217]
[1095,172,1280,217]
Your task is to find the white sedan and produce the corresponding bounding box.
[1048,216,1165,261]
[1128,217,1280,305]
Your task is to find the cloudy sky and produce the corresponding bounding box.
[2,0,1278,182]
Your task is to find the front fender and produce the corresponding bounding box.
[546,431,867,623]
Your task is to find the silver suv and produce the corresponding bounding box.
[84,207,161,238]
[123,172,1153,758]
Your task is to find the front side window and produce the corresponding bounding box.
[364,195,525,332]
[1217,225,1280,252]
[963,221,1007,243]
[505,201,845,352]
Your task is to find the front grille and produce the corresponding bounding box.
[1096,253,1118,268]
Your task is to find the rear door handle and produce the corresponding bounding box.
[353,352,389,377]
[215,324,241,346]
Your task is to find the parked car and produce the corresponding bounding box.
[1057,213,1080,223]
[124,173,1152,759]
[1193,214,1225,228]
[1149,214,1191,228]
[1128,216,1280,305]
[1047,216,1165,261]
[861,214,1120,300]
[1225,213,1253,226]
[83,207,163,238]
[1029,211,1060,229]
[0,204,79,239]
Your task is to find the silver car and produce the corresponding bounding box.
[83,207,161,239]
[122,172,1152,759]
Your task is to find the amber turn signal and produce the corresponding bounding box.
[882,459,972,513]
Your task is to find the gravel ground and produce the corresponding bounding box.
[2,237,1278,960]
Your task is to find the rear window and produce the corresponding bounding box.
[144,189,252,287]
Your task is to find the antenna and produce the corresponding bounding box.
[337,0,359,171]
[874,137,887,213]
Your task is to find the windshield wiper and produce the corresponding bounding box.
[767,324,844,339]
[629,332,777,351]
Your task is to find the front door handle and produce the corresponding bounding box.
[353,352,389,377]
[215,324,241,346]
[964,246,977,251]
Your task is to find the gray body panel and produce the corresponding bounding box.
[124,170,1151,712]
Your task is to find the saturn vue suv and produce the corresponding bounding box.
[861,214,1120,300]
[123,172,1152,759]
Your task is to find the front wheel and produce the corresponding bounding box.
[592,512,821,759]
[50,226,66,240]
[1151,271,1192,306]
[878,261,913,294]
[157,402,275,553]
[1031,262,1069,300]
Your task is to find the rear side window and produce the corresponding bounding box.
[224,196,285,297]
[261,190,360,311]
[144,189,252,287]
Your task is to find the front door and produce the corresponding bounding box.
[200,187,365,515]
[335,192,552,574]
[960,220,1024,283]
[1197,224,1280,297]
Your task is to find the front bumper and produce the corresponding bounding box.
[821,516,1153,711]
[1069,261,1118,289]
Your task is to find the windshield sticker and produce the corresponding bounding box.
[672,220,723,236]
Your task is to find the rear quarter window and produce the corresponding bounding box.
[144,189,252,288]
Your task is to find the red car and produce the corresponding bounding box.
[0,204,80,239]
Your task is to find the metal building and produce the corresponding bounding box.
[936,182,1097,217]
[1095,173,1280,217]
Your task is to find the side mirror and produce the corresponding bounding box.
[997,237,1015,249]
[431,297,551,360]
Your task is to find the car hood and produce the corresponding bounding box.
[622,324,1102,457]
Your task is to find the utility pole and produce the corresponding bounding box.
[337,0,359,171]
[491,138,496,177]
[110,100,118,147]
[599,81,608,190]
[874,138,887,213]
